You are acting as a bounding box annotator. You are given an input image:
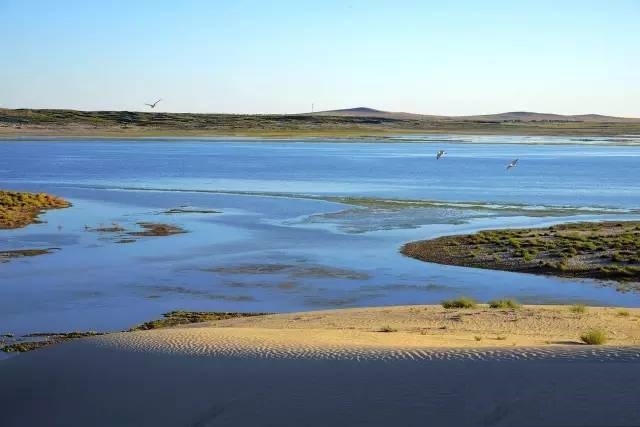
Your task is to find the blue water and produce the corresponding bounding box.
[1,138,639,335]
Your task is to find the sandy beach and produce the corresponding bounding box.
[2,304,640,426]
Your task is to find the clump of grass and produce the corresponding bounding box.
[488,299,521,309]
[617,310,630,317]
[441,297,477,309]
[376,325,397,333]
[474,336,482,342]
[496,335,508,341]
[569,304,587,314]
[580,329,607,345]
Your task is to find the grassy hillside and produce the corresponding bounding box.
[2,108,640,137]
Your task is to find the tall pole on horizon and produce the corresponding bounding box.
[312,103,314,113]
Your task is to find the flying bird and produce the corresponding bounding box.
[506,159,519,170]
[436,150,446,160]
[144,99,162,109]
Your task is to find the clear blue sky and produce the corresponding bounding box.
[1,0,638,116]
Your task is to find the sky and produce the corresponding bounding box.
[1,0,638,116]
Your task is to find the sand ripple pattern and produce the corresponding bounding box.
[94,329,640,362]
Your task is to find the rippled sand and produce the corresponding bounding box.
[2,305,640,427]
[96,304,640,360]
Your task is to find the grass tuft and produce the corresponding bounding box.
[569,304,587,314]
[580,329,607,345]
[441,297,477,309]
[376,325,397,333]
[488,299,521,309]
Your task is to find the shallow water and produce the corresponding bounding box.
[1,137,639,335]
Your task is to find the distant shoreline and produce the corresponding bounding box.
[2,108,640,139]
[1,132,640,144]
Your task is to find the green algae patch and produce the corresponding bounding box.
[402,221,640,288]
[0,190,70,229]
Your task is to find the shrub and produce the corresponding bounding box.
[474,336,482,342]
[580,329,607,345]
[488,299,521,309]
[570,304,587,314]
[441,297,477,309]
[377,326,397,333]
[617,310,630,317]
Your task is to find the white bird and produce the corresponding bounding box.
[144,99,162,109]
[436,150,446,160]
[506,158,519,170]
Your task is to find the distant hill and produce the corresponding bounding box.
[457,111,639,123]
[310,108,639,123]
[307,107,444,120]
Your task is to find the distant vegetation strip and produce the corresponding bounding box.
[402,221,640,289]
[2,108,640,137]
[0,190,70,229]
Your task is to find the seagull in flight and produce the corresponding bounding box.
[436,150,446,160]
[144,99,162,109]
[506,158,519,170]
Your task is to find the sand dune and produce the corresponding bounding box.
[2,304,640,427]
[96,304,640,359]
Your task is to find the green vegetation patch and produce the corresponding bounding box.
[570,304,587,314]
[441,297,478,309]
[1,331,102,353]
[580,329,607,345]
[488,299,521,309]
[402,221,640,289]
[0,190,70,229]
[129,310,269,331]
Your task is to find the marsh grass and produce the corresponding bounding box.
[441,297,477,309]
[402,221,640,287]
[0,190,70,229]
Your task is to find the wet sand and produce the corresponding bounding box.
[1,305,640,426]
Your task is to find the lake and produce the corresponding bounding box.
[1,136,639,336]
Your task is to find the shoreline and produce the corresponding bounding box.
[2,131,640,142]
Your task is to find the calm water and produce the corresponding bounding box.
[1,136,639,335]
